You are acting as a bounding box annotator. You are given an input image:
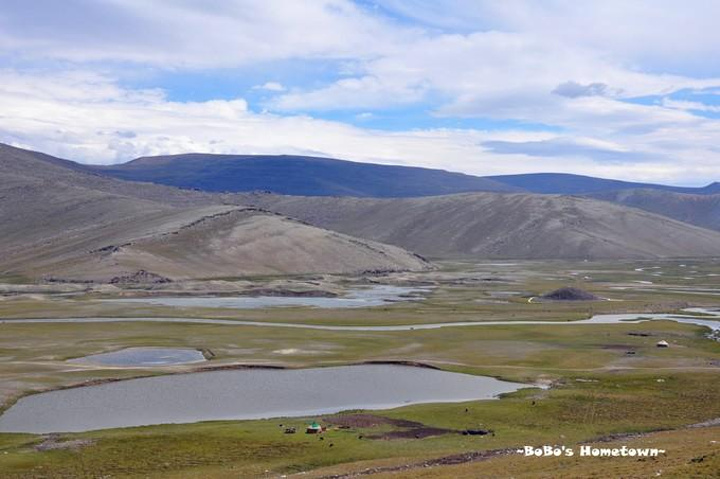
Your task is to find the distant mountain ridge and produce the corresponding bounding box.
[486,173,720,195]
[83,152,720,233]
[90,154,518,197]
[87,152,718,197]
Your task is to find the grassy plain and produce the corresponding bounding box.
[0,259,718,478]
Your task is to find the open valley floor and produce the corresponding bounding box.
[0,260,718,478]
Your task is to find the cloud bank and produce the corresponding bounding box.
[1,0,719,185]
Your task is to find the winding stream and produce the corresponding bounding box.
[3,308,719,335]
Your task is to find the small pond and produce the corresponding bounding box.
[69,348,206,367]
[0,365,528,433]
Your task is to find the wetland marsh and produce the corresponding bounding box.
[0,259,718,478]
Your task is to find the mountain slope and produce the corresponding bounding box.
[246,193,720,260]
[5,142,720,265]
[590,189,720,232]
[0,144,431,280]
[88,153,519,197]
[90,209,429,279]
[4,207,429,281]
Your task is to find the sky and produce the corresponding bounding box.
[1,0,720,185]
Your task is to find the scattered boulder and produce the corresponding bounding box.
[109,270,173,285]
[34,435,94,452]
[540,287,601,301]
[656,340,670,348]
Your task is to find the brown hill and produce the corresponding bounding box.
[246,193,720,260]
[0,144,431,281]
[539,287,601,301]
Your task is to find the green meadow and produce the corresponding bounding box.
[0,260,718,478]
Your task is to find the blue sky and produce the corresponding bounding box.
[1,0,720,185]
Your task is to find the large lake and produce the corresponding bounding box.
[0,365,527,433]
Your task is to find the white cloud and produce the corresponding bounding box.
[272,75,428,110]
[253,82,286,92]
[1,1,720,184]
[272,28,720,116]
[0,0,418,67]
[1,69,719,185]
[662,98,720,113]
[377,0,720,74]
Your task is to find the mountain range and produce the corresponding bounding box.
[90,153,719,197]
[88,152,720,233]
[90,154,516,197]
[2,142,720,281]
[0,144,430,281]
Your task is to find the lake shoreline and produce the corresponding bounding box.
[0,359,507,425]
[0,364,534,434]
